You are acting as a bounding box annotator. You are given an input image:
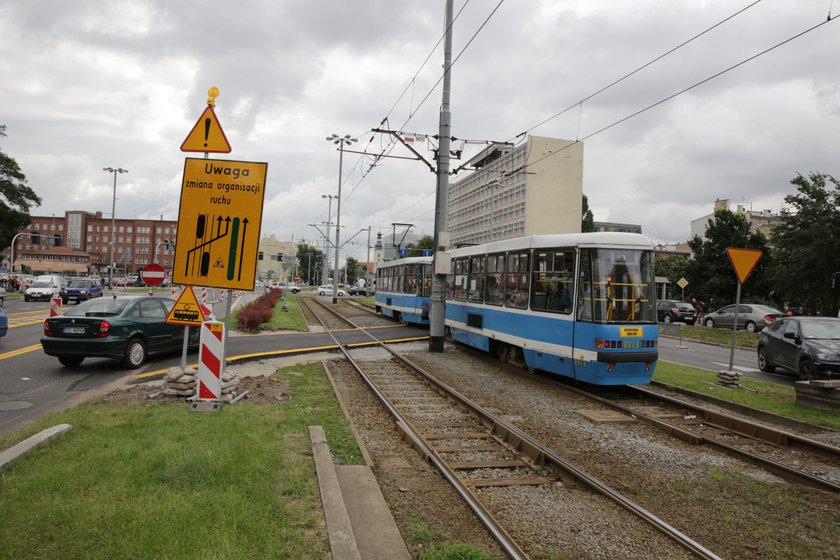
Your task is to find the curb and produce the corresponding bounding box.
[0,424,73,473]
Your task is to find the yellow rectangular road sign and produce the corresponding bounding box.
[173,158,268,290]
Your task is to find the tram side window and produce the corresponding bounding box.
[504,252,529,309]
[485,253,505,306]
[531,249,574,314]
[468,256,485,303]
[404,264,417,295]
[422,264,432,297]
[445,261,455,300]
[453,258,468,301]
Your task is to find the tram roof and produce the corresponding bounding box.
[447,233,654,257]
[377,255,433,269]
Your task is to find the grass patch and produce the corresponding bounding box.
[653,361,840,430]
[404,518,502,560]
[663,469,840,560]
[0,362,361,560]
[662,323,760,348]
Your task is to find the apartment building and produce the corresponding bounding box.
[447,135,584,247]
[3,211,178,276]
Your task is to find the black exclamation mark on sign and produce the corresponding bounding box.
[203,118,211,148]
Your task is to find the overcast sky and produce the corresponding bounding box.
[2,0,838,261]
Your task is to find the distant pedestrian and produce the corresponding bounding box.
[690,295,705,324]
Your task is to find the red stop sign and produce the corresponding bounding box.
[141,263,166,286]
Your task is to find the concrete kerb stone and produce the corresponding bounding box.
[309,425,361,560]
[0,423,73,473]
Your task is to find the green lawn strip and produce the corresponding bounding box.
[259,293,308,331]
[0,362,361,560]
[660,469,839,560]
[662,324,760,349]
[653,361,840,430]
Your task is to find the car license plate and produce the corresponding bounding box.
[63,327,86,334]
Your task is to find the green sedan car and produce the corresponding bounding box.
[41,295,198,368]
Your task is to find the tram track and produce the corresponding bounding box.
[309,302,721,559]
[479,351,840,493]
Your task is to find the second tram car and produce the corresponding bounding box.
[374,256,433,325]
[444,233,658,385]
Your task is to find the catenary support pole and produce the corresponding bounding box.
[429,0,454,353]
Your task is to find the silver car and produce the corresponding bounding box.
[703,303,784,332]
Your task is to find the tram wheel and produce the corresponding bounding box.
[496,343,511,363]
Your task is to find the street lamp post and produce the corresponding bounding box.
[103,167,128,290]
[325,134,357,303]
[321,194,334,288]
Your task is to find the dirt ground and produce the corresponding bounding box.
[89,374,291,406]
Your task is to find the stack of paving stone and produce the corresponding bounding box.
[161,367,242,401]
[716,370,741,388]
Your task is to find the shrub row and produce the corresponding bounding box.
[237,288,283,332]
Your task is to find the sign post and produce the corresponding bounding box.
[724,248,763,373]
[165,286,206,370]
[141,262,166,287]
[677,277,688,302]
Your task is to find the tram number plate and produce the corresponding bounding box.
[620,327,642,337]
[622,340,646,349]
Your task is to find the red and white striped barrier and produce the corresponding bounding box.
[197,321,224,400]
[50,297,62,317]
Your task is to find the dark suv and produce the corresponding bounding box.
[60,278,103,304]
[656,300,696,325]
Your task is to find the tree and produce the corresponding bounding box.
[295,243,324,285]
[654,254,690,299]
[405,234,434,257]
[768,173,840,315]
[686,207,771,309]
[581,194,595,233]
[0,125,42,255]
[344,256,359,285]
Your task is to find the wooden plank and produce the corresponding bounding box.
[450,460,525,469]
[463,476,552,488]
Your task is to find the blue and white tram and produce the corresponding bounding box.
[374,256,433,325]
[444,233,658,385]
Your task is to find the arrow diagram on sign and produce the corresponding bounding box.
[238,218,249,281]
[216,215,230,237]
[186,214,231,276]
[226,217,241,281]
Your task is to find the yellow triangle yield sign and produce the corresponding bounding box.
[181,106,232,153]
[726,247,763,284]
[165,286,206,325]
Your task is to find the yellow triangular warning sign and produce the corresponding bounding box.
[726,247,763,284]
[181,106,232,153]
[165,286,206,325]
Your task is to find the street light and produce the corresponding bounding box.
[325,134,357,303]
[103,167,128,290]
[321,194,335,288]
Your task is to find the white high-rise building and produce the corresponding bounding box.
[447,135,584,247]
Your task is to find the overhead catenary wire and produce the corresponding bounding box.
[511,14,839,178]
[512,0,765,142]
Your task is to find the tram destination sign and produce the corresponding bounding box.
[173,158,268,291]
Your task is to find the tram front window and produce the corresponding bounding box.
[577,248,655,323]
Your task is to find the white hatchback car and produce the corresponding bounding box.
[317,285,345,296]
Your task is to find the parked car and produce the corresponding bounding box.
[317,285,345,296]
[703,303,783,332]
[60,278,104,304]
[0,306,7,341]
[656,300,696,325]
[757,317,840,380]
[40,295,199,369]
[287,283,301,294]
[0,285,5,307]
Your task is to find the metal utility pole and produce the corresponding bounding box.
[321,194,334,286]
[326,134,357,303]
[103,167,128,291]
[429,0,454,353]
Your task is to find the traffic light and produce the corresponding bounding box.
[54,234,61,246]
[31,232,40,245]
[277,253,283,262]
